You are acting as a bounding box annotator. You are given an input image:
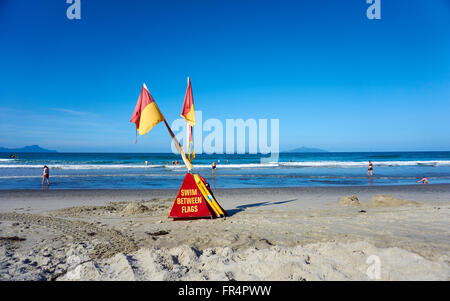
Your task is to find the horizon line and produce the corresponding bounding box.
[2,150,450,154]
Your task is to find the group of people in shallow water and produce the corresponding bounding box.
[142,159,230,168]
[211,159,230,171]
[367,160,429,184]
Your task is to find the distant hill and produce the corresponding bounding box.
[0,145,57,153]
[287,147,327,153]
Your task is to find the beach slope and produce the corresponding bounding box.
[0,185,449,280]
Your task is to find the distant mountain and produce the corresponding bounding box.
[287,147,327,153]
[0,145,57,153]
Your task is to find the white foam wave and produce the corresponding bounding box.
[214,163,279,168]
[0,173,181,179]
[1,160,450,170]
[0,164,166,169]
[279,160,450,167]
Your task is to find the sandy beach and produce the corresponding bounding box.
[2,0,449,287]
[0,184,449,281]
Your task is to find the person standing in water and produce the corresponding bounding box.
[367,161,373,176]
[42,165,50,186]
[211,161,217,184]
[211,161,217,173]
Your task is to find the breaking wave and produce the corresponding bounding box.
[1,160,450,170]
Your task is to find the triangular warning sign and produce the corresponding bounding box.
[168,173,214,219]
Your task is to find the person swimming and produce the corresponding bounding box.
[418,176,429,184]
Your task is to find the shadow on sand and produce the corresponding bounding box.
[227,199,297,216]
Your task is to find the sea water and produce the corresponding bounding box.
[1,152,450,189]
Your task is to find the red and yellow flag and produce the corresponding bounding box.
[130,83,165,136]
[130,83,193,171]
[181,77,195,126]
[181,77,195,162]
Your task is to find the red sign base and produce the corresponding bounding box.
[168,173,215,220]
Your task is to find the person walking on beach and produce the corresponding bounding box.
[42,165,50,186]
[368,161,373,176]
[212,161,216,171]
[418,176,429,184]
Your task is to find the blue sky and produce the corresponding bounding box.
[0,0,449,152]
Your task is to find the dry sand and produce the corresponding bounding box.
[0,185,449,281]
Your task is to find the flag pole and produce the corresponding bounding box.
[163,119,193,172]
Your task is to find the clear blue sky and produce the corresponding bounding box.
[0,0,449,152]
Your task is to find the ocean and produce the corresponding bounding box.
[1,152,450,189]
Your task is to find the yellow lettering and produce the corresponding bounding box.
[180,205,199,214]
